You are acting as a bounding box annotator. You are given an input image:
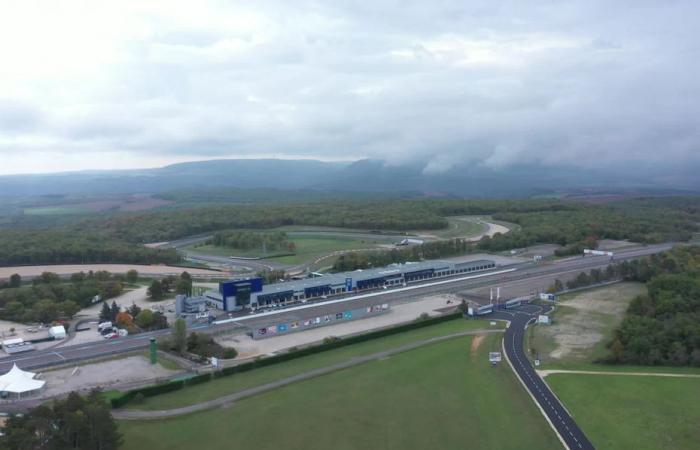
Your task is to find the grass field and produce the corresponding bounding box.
[422,216,486,239]
[120,332,561,450]
[529,282,645,366]
[129,319,503,411]
[547,374,700,450]
[266,235,387,264]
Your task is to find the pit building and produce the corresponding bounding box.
[204,259,496,312]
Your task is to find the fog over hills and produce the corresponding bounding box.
[0,159,697,198]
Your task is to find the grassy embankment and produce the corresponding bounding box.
[120,330,562,450]
[127,319,502,411]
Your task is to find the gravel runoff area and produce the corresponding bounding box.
[37,355,182,399]
[217,293,464,358]
[0,264,224,279]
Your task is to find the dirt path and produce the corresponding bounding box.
[114,328,503,420]
[538,369,700,379]
[465,220,510,242]
[470,334,485,359]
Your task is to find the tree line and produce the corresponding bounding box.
[332,238,476,271]
[333,197,700,271]
[1,196,699,268]
[0,271,127,324]
[0,229,180,267]
[605,246,700,366]
[0,390,122,449]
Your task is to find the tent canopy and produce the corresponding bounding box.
[0,364,45,394]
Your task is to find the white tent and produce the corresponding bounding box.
[0,364,45,399]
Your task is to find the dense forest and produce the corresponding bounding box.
[605,246,700,366]
[0,230,180,267]
[0,271,126,323]
[0,196,698,268]
[206,230,292,252]
[82,201,449,243]
[333,197,700,271]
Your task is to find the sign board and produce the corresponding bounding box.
[537,315,550,325]
[210,357,219,368]
[488,352,502,364]
[345,277,353,291]
[535,359,540,366]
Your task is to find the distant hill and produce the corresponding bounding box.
[0,158,697,198]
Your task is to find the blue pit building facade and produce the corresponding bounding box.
[204,259,496,312]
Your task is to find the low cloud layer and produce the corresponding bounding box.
[0,1,698,174]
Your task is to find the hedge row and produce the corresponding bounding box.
[110,312,462,408]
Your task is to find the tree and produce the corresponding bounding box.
[59,300,80,319]
[110,300,120,322]
[101,281,123,299]
[152,311,169,330]
[172,318,187,355]
[127,302,142,317]
[610,339,625,362]
[547,279,564,293]
[9,273,21,288]
[99,302,112,322]
[458,300,468,314]
[35,299,59,324]
[115,312,133,328]
[1,389,122,450]
[125,269,138,284]
[175,278,192,296]
[135,309,154,329]
[148,280,164,300]
[160,275,176,293]
[39,271,61,284]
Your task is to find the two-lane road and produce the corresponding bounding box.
[493,305,594,450]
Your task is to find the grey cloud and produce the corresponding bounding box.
[1,0,699,175]
[0,100,43,133]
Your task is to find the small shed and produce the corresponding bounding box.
[0,364,45,399]
[49,326,67,340]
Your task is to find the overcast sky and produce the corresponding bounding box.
[0,1,698,175]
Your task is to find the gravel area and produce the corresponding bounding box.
[38,355,181,398]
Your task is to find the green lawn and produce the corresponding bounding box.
[547,374,700,450]
[266,235,386,265]
[128,318,503,411]
[120,333,561,450]
[187,235,387,264]
[422,216,486,239]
